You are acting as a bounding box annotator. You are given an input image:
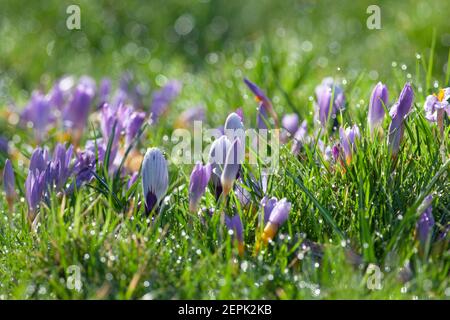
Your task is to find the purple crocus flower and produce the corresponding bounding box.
[424,88,450,122]
[21,91,54,141]
[99,78,112,107]
[141,148,169,214]
[208,135,231,200]
[416,195,435,247]
[224,112,245,143]
[260,196,278,224]
[72,149,96,190]
[244,78,278,128]
[221,138,244,196]
[63,77,96,140]
[100,104,124,164]
[339,124,360,164]
[315,77,345,127]
[123,108,146,148]
[46,144,74,191]
[47,76,75,110]
[25,169,46,219]
[260,198,292,244]
[225,213,244,256]
[268,198,291,226]
[189,162,212,212]
[3,159,16,205]
[282,113,299,134]
[368,82,388,134]
[387,83,414,158]
[150,80,182,123]
[175,106,206,128]
[29,148,49,173]
[291,120,308,155]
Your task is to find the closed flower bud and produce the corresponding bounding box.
[142,148,169,214]
[189,162,212,212]
[368,82,388,134]
[388,83,414,159]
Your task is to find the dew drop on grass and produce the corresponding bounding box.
[267,274,274,281]
[143,281,150,288]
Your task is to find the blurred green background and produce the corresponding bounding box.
[0,0,449,107]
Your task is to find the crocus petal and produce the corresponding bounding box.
[268,198,291,226]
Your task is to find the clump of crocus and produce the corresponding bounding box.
[0,136,8,154]
[225,214,244,256]
[174,106,206,129]
[315,77,345,127]
[244,78,278,129]
[149,80,182,123]
[189,162,212,212]
[415,195,435,254]
[339,124,360,165]
[221,138,244,197]
[387,83,414,159]
[259,197,292,245]
[424,87,449,137]
[368,82,388,135]
[3,159,16,211]
[141,148,169,215]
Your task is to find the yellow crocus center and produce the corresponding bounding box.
[437,89,445,102]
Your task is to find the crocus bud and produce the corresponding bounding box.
[141,148,169,214]
[261,198,291,244]
[339,125,360,165]
[416,195,434,248]
[150,80,182,123]
[282,114,299,135]
[221,138,243,196]
[21,91,54,142]
[315,77,345,127]
[25,169,46,222]
[225,214,244,256]
[368,82,388,134]
[387,83,414,159]
[224,112,245,145]
[3,159,16,208]
[208,136,231,199]
[189,162,212,212]
[63,77,96,143]
[260,196,277,224]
